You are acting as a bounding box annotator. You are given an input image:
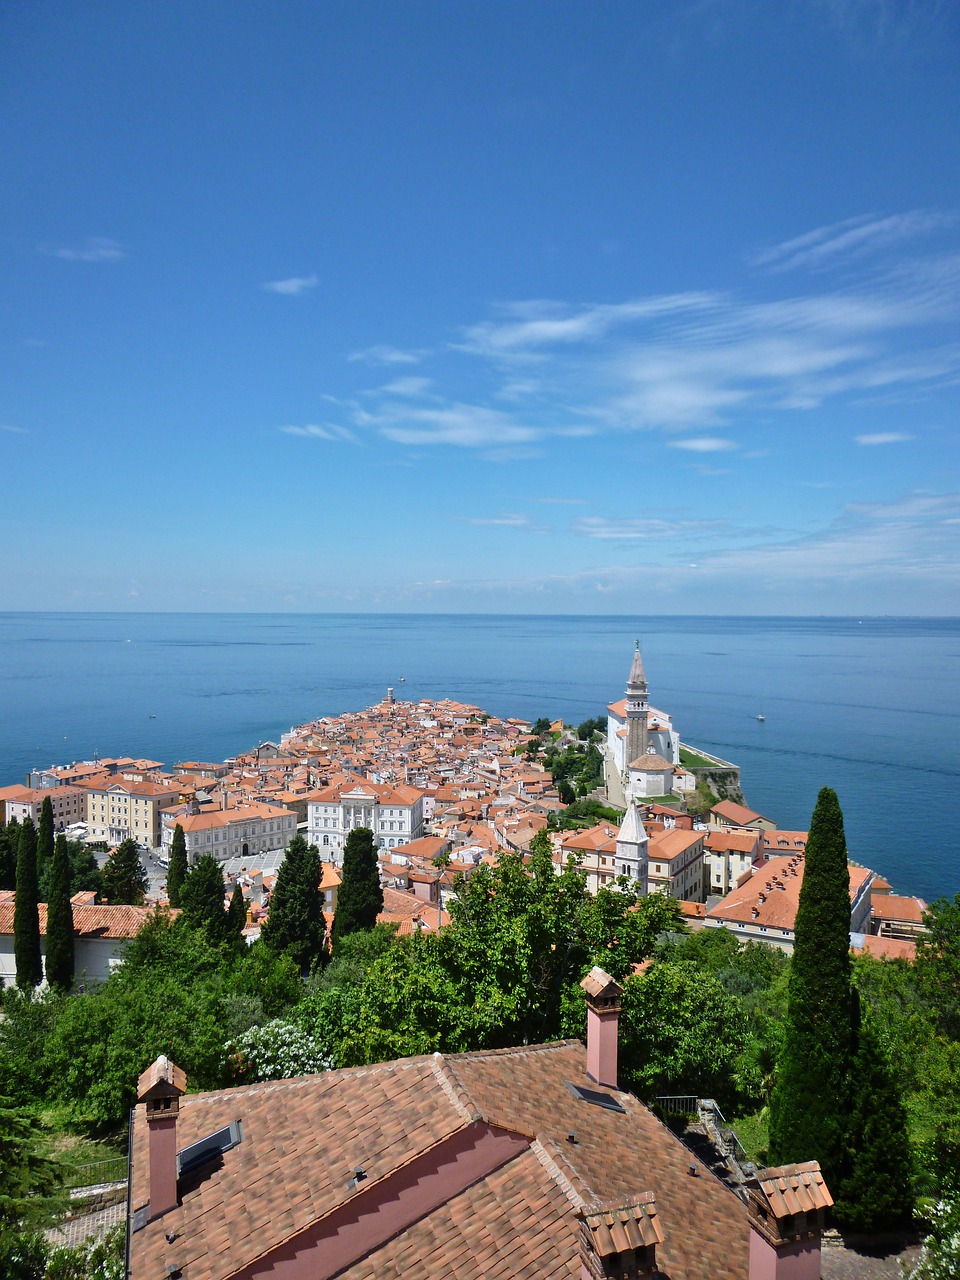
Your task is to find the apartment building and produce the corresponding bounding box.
[83,778,181,848]
[1,784,86,829]
[647,827,706,902]
[160,800,297,865]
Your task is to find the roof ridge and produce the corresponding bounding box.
[431,1053,481,1122]
[529,1137,593,1210]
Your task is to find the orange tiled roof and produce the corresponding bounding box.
[0,897,164,940]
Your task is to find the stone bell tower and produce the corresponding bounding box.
[624,642,649,783]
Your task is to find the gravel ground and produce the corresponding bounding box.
[821,1233,921,1279]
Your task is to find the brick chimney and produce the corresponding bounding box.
[580,966,623,1089]
[745,1161,832,1280]
[578,1194,663,1279]
[136,1055,187,1220]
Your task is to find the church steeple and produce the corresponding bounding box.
[624,641,649,773]
[627,640,647,697]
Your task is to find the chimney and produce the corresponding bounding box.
[580,966,623,1089]
[136,1055,187,1221]
[578,1194,663,1279]
[746,1161,832,1280]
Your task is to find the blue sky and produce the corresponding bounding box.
[3,0,958,613]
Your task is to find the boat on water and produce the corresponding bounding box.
[755,713,765,722]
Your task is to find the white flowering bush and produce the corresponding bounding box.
[229,1019,332,1083]
[902,1198,960,1280]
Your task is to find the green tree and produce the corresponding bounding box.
[0,818,20,891]
[832,999,913,1231]
[331,828,383,947]
[179,855,228,943]
[14,820,42,989]
[768,786,853,1191]
[260,836,326,971]
[227,882,247,941]
[166,823,187,908]
[0,1095,65,1269]
[44,835,74,992]
[619,960,750,1106]
[100,838,147,905]
[916,891,960,1040]
[65,840,102,897]
[37,797,55,896]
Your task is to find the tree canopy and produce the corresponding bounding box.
[14,819,42,989]
[166,823,187,908]
[44,834,75,992]
[331,828,382,947]
[100,839,147,906]
[260,836,326,971]
[768,787,852,1190]
[179,855,229,944]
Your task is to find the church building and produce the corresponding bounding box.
[606,645,685,803]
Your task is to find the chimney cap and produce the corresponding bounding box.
[137,1055,187,1103]
[580,966,623,1002]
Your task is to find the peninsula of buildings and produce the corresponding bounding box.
[0,649,927,985]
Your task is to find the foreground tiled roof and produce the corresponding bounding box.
[0,897,161,940]
[129,1040,751,1280]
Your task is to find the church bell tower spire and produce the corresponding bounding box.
[624,640,649,775]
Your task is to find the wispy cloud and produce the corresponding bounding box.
[262,274,318,295]
[460,513,537,529]
[40,237,126,262]
[575,516,728,539]
[1,424,28,434]
[667,436,740,452]
[348,344,430,366]
[279,423,358,443]
[361,402,543,448]
[380,376,432,397]
[855,431,913,445]
[324,219,959,453]
[750,210,954,273]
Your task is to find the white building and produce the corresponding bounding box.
[0,891,159,988]
[307,774,426,865]
[606,647,680,799]
[160,799,297,865]
[615,802,650,893]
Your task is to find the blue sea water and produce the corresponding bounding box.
[0,612,957,903]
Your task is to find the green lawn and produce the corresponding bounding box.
[679,747,716,769]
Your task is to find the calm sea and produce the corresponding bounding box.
[1,613,957,903]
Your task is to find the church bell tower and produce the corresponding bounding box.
[624,641,649,778]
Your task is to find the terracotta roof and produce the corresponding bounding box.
[128,1041,752,1280]
[580,1194,663,1256]
[853,934,917,961]
[871,894,927,924]
[753,1162,833,1216]
[712,800,769,826]
[0,898,163,940]
[627,754,674,772]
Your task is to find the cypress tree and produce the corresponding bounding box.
[832,997,913,1231]
[100,838,148,905]
[14,819,43,989]
[37,796,55,897]
[768,786,853,1191]
[44,833,75,991]
[331,827,383,947]
[179,854,229,943]
[167,823,187,908]
[0,819,20,891]
[260,835,326,971]
[227,881,247,941]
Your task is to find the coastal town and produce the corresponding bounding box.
[0,646,950,1280]
[0,646,929,982]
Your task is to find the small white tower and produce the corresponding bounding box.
[616,801,650,894]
